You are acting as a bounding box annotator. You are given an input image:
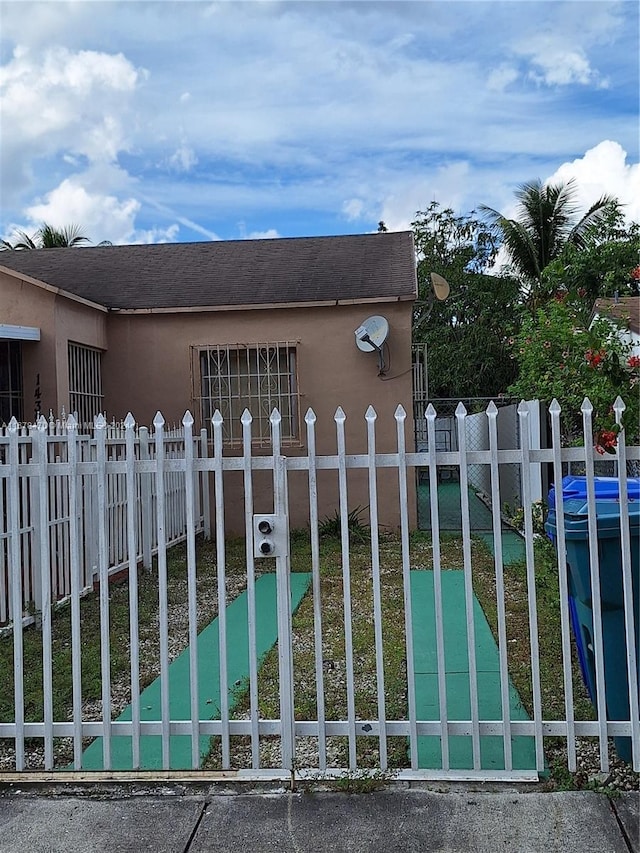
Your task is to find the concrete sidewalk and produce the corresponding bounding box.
[0,787,637,853]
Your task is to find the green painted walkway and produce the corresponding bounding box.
[81,572,311,771]
[418,481,496,531]
[418,479,527,565]
[411,570,536,771]
[478,530,526,565]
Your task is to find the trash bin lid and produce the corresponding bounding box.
[548,475,640,507]
[551,498,640,538]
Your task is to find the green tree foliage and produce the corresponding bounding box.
[541,208,640,313]
[412,202,521,398]
[480,179,617,307]
[0,223,111,250]
[508,299,640,446]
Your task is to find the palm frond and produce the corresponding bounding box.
[568,196,618,250]
[38,223,90,248]
[481,179,621,298]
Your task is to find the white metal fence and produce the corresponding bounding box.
[0,398,638,782]
[0,416,207,628]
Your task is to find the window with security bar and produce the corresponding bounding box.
[0,341,23,424]
[68,342,104,427]
[193,343,299,443]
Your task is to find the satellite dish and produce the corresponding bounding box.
[354,315,389,352]
[430,272,450,301]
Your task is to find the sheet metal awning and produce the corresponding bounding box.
[0,324,40,341]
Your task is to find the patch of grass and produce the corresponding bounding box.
[470,534,594,724]
[321,767,397,793]
[0,534,224,730]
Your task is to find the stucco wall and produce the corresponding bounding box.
[0,270,107,421]
[0,268,417,531]
[104,301,417,532]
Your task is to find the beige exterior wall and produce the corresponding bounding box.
[0,270,107,421]
[104,301,417,532]
[0,267,417,532]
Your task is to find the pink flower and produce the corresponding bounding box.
[585,349,605,368]
[595,429,618,455]
[628,355,640,369]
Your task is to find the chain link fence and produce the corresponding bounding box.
[414,397,522,532]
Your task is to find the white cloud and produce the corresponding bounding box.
[0,44,144,197]
[342,198,365,221]
[528,48,608,89]
[545,141,640,224]
[246,229,280,240]
[378,162,474,233]
[486,64,519,92]
[168,141,198,173]
[23,177,142,245]
[0,1,637,245]
[129,224,181,245]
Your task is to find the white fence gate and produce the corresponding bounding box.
[0,399,638,783]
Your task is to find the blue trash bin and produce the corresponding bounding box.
[546,476,640,726]
[546,476,640,543]
[545,497,640,763]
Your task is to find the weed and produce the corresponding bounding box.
[318,505,369,542]
[322,767,397,793]
[503,499,547,536]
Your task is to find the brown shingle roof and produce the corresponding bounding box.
[0,232,417,310]
[591,297,640,335]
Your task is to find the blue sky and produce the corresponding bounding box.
[1,0,638,245]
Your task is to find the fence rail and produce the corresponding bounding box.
[0,398,638,782]
[0,416,207,628]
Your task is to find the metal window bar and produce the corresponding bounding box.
[68,343,104,427]
[194,343,299,444]
[0,341,24,425]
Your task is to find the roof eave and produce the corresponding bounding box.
[107,293,416,314]
[0,264,109,313]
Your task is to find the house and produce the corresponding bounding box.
[590,296,640,357]
[0,232,418,530]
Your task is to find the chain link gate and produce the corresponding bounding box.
[414,398,522,532]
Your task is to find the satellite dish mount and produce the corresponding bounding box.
[354,315,390,375]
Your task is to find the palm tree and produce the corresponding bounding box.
[0,223,111,250]
[480,178,616,302]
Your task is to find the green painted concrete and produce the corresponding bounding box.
[81,572,311,771]
[411,570,536,771]
[418,478,527,570]
[418,481,496,532]
[478,530,526,565]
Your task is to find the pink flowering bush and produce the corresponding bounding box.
[509,299,639,448]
